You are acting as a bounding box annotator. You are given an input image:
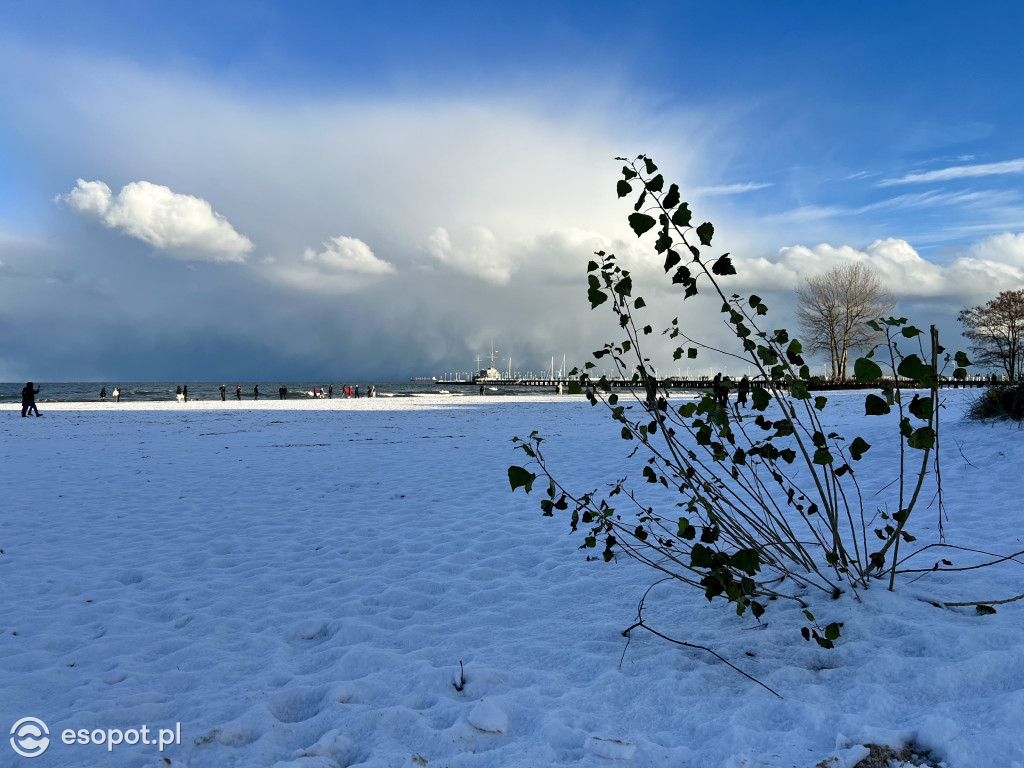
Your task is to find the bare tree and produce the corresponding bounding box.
[796,263,895,381]
[958,289,1024,380]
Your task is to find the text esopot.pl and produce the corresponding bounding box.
[10,717,182,758]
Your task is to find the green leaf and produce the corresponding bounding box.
[864,394,891,415]
[813,448,834,465]
[508,466,536,493]
[955,350,972,367]
[654,226,672,254]
[908,394,933,421]
[628,212,657,237]
[907,426,935,450]
[897,354,937,387]
[729,549,761,575]
[824,622,841,641]
[616,180,632,198]
[621,427,632,440]
[690,543,714,569]
[712,254,735,275]
[588,285,608,309]
[671,203,692,227]
[663,183,680,210]
[751,387,770,411]
[643,157,657,174]
[901,326,923,338]
[646,173,664,192]
[976,604,997,616]
[687,347,698,359]
[854,357,883,382]
[568,381,582,395]
[849,436,871,460]
[634,297,646,309]
[587,259,599,272]
[663,249,681,272]
[791,380,811,400]
[615,275,633,297]
[814,396,827,411]
[696,222,714,246]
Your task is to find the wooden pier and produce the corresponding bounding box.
[441,377,997,391]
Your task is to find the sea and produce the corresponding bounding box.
[0,380,566,404]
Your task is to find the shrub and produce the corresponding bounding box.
[967,382,1024,421]
[509,155,969,650]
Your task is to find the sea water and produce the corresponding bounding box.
[0,380,570,403]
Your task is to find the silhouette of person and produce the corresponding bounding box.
[737,375,749,409]
[113,386,121,403]
[99,387,107,401]
[183,385,188,401]
[236,385,242,400]
[220,384,227,401]
[21,382,41,417]
[253,384,259,400]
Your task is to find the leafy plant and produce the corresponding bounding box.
[966,382,1024,422]
[510,155,968,649]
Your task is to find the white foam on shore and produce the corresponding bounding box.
[4,393,571,412]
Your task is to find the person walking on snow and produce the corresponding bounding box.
[21,382,41,417]
[737,375,749,409]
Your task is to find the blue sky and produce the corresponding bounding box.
[1,1,1023,380]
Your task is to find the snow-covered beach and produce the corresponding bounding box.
[2,390,1022,767]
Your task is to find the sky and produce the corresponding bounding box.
[2,1,1023,381]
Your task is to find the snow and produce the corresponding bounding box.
[1,390,1023,767]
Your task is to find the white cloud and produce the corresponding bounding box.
[64,179,253,262]
[693,181,773,196]
[736,237,1024,300]
[302,236,394,275]
[425,226,513,284]
[878,158,1024,186]
[969,232,1024,268]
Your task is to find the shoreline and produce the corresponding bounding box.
[2,394,585,411]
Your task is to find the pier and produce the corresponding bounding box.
[440,377,998,390]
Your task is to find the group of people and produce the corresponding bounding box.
[312,384,375,398]
[98,386,121,402]
[218,384,248,401]
[170,383,376,402]
[712,373,751,409]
